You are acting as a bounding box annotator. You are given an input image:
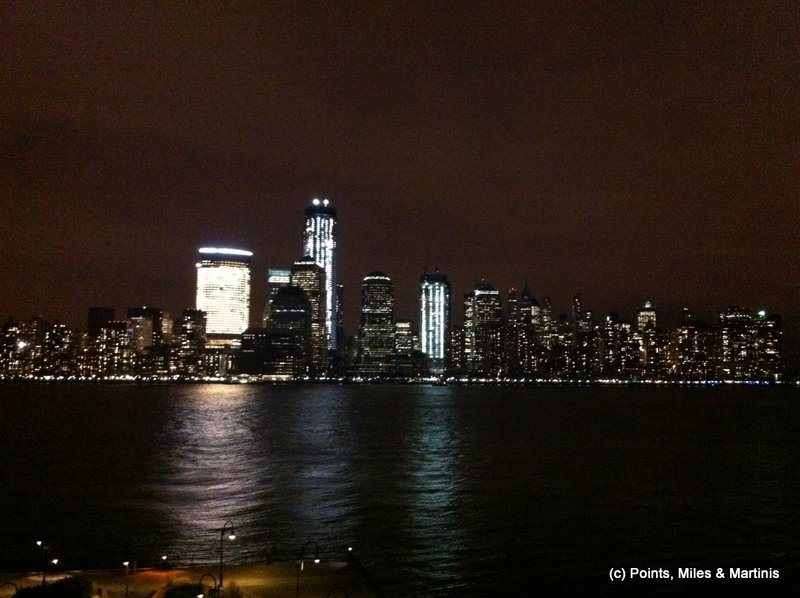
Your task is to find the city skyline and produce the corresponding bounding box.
[1,3,798,336]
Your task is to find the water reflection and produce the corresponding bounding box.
[157,385,269,561]
[153,384,358,563]
[404,388,470,591]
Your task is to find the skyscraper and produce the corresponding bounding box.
[195,247,252,348]
[290,256,326,373]
[464,282,504,377]
[303,198,338,351]
[419,269,451,375]
[262,268,291,325]
[358,271,395,375]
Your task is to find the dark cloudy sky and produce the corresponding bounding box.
[1,1,798,332]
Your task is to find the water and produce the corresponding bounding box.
[1,383,799,596]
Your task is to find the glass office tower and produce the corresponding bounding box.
[195,247,252,348]
[303,198,338,351]
[419,270,451,374]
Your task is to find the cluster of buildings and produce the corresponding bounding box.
[0,200,785,383]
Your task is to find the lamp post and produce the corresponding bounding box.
[197,573,218,598]
[218,521,235,594]
[36,541,48,585]
[123,561,130,598]
[295,541,320,598]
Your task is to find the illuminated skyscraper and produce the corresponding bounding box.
[262,268,291,325]
[419,269,451,374]
[303,198,338,351]
[358,271,395,375]
[464,282,504,377]
[195,247,252,348]
[290,256,326,373]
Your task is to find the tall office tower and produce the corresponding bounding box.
[506,284,536,377]
[263,268,291,325]
[176,309,206,375]
[505,287,520,373]
[195,247,252,348]
[127,306,163,352]
[336,283,345,348]
[243,285,313,378]
[358,272,395,375]
[636,300,660,375]
[463,282,504,377]
[753,310,782,381]
[303,198,338,351]
[290,256,327,373]
[161,312,173,345]
[637,301,657,331]
[419,269,451,375]
[571,294,583,332]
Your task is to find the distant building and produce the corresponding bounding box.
[263,268,291,325]
[637,301,657,331]
[506,284,537,377]
[241,286,313,378]
[127,306,164,374]
[303,198,338,350]
[291,257,326,373]
[195,247,252,348]
[419,269,451,375]
[464,282,504,377]
[358,271,395,375]
[127,306,163,352]
[174,309,206,375]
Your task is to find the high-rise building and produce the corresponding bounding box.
[303,198,338,351]
[637,301,657,331]
[419,270,451,375]
[195,247,252,348]
[506,284,536,377]
[358,271,395,375]
[240,286,313,378]
[263,268,291,325]
[175,309,206,375]
[290,256,326,373]
[127,306,163,352]
[303,199,339,350]
[464,282,504,377]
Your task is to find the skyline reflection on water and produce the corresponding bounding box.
[2,383,800,596]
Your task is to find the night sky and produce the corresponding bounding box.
[1,2,798,335]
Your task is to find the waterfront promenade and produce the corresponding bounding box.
[1,560,380,598]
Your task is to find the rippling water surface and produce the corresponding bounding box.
[1,383,799,595]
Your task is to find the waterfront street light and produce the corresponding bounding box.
[295,541,321,598]
[197,573,218,598]
[218,521,235,594]
[123,561,130,598]
[36,541,49,585]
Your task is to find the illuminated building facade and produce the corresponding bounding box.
[195,247,252,348]
[358,271,395,375]
[464,282,504,377]
[127,306,163,352]
[290,256,326,373]
[419,270,451,374]
[303,198,338,351]
[505,284,536,376]
[174,309,206,375]
[263,268,291,325]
